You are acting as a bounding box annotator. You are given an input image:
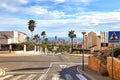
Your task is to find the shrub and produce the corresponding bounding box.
[113,48,120,57]
[11,43,24,51]
[24,41,34,51]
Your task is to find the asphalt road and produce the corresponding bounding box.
[0,53,90,80]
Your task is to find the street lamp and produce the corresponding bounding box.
[82,32,86,71]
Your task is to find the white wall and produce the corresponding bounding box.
[13,31,18,43]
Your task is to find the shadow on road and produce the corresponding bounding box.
[58,65,80,79]
[9,67,49,71]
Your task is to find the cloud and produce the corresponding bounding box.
[17,0,28,4]
[0,3,18,12]
[51,0,66,3]
[77,12,120,26]
[0,0,28,12]
[23,6,65,19]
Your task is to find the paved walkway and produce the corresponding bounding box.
[78,65,112,80]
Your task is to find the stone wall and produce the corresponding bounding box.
[88,56,101,72]
[107,57,120,80]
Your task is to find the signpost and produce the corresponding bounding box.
[108,31,120,80]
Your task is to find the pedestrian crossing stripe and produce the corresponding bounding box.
[110,32,118,40]
[0,73,88,80]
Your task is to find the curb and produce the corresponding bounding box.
[77,66,97,80]
[0,68,5,76]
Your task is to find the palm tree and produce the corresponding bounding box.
[41,31,46,39]
[68,30,76,49]
[41,31,46,43]
[26,36,30,42]
[33,34,40,44]
[28,20,36,39]
[33,34,40,51]
[44,38,48,44]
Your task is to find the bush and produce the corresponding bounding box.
[0,44,9,51]
[24,41,35,51]
[113,48,120,57]
[11,43,24,51]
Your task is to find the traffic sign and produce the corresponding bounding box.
[108,31,120,43]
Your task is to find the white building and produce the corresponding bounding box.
[0,31,27,44]
[100,32,108,43]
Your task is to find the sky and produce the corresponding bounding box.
[0,0,120,37]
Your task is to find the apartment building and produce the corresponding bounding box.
[84,32,101,52]
[0,31,27,44]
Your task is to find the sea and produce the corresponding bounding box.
[47,37,83,41]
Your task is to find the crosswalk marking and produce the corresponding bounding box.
[23,74,36,80]
[52,74,59,80]
[0,75,13,80]
[0,73,88,80]
[65,74,73,80]
[10,75,25,80]
[76,74,87,80]
[37,73,47,80]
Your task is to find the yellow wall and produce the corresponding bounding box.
[88,56,101,72]
[107,57,120,80]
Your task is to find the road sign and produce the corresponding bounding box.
[108,31,120,43]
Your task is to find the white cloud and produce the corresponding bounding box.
[112,24,120,29]
[0,3,18,12]
[1,10,120,37]
[77,0,91,3]
[17,0,28,4]
[0,0,28,12]
[24,6,65,19]
[77,12,120,26]
[52,0,66,3]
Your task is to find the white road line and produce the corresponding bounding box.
[0,75,13,80]
[37,74,48,80]
[77,66,82,74]
[52,74,59,80]
[59,65,67,69]
[10,75,25,80]
[0,68,6,76]
[23,74,36,80]
[6,72,44,74]
[76,74,87,80]
[45,63,53,73]
[65,74,73,80]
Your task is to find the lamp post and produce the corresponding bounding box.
[82,32,86,71]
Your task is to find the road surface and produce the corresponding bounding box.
[0,53,90,80]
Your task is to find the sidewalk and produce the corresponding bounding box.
[70,53,92,57]
[78,65,112,80]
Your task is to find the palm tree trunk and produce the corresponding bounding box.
[31,31,33,40]
[71,38,73,49]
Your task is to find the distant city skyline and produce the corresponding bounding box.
[0,0,120,37]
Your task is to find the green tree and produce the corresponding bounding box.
[33,34,40,44]
[28,20,36,39]
[68,30,76,49]
[41,31,46,39]
[44,38,48,44]
[41,31,46,43]
[26,36,30,42]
